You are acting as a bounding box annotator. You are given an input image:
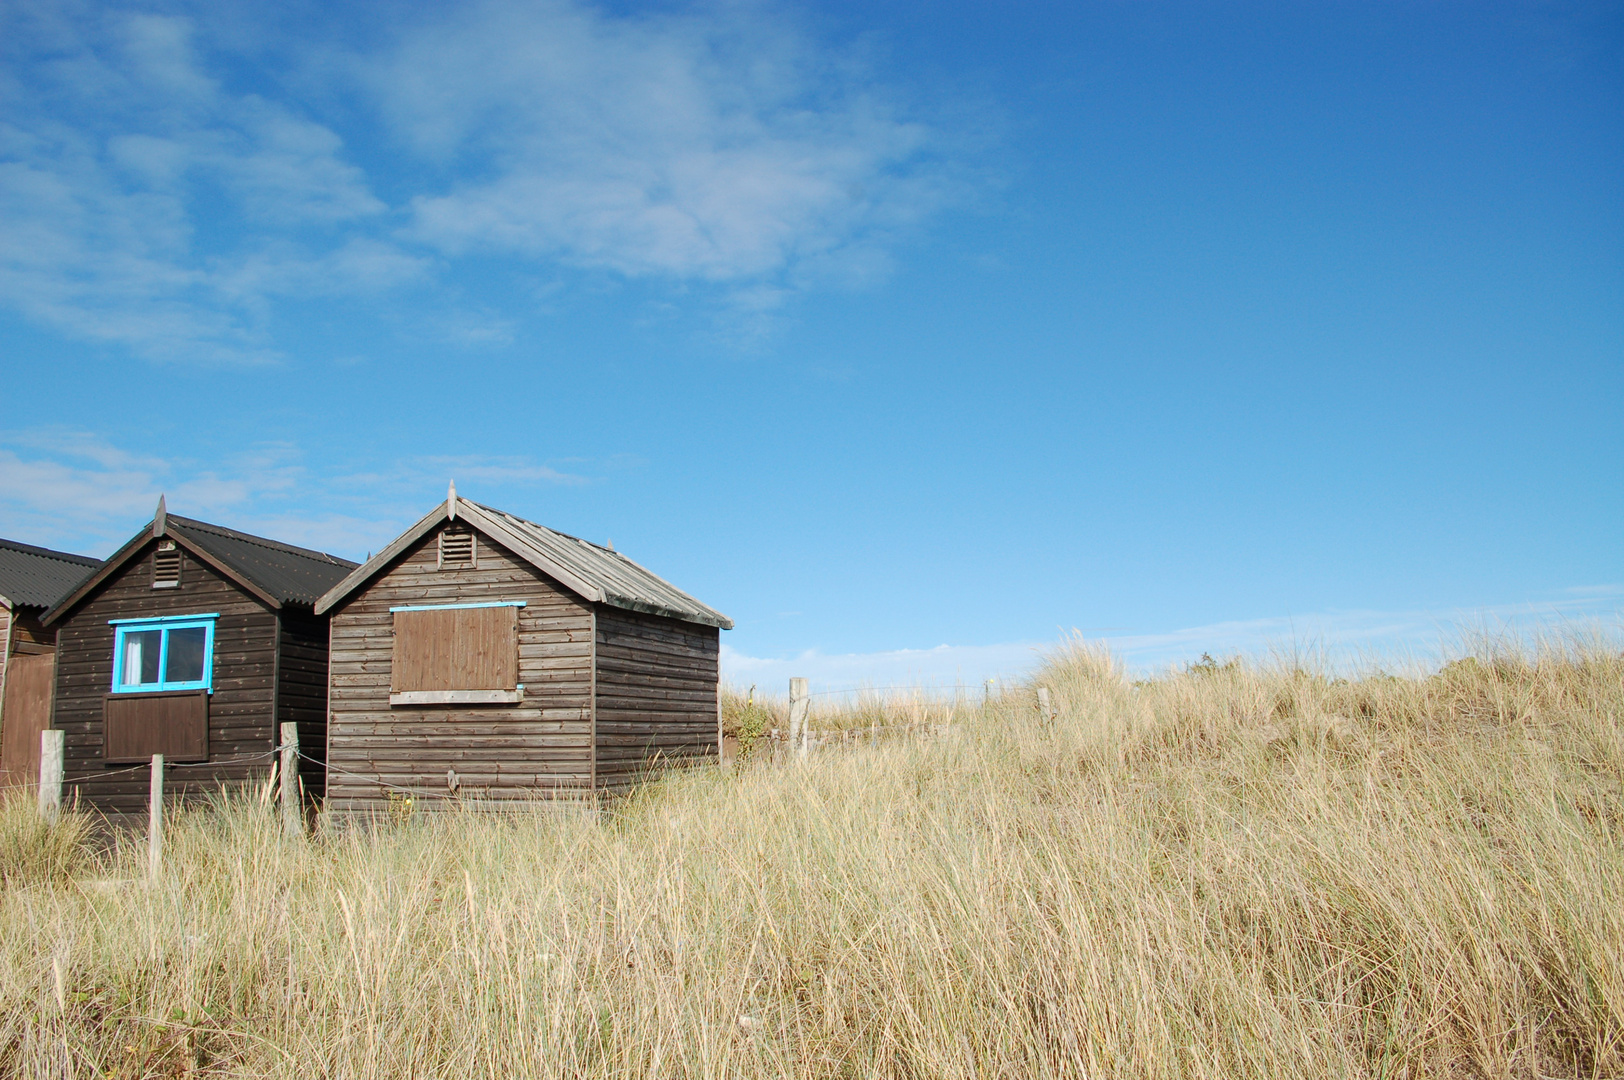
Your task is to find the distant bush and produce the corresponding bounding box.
[1186,651,1241,676]
[721,685,779,759]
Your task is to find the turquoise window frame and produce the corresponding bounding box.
[108,613,219,694]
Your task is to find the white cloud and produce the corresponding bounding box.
[415,457,586,487]
[0,429,592,557]
[0,431,304,553]
[376,0,950,285]
[0,1,968,362]
[218,239,431,304]
[0,449,160,530]
[0,8,393,363]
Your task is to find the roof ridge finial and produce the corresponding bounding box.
[153,494,167,538]
[448,479,457,522]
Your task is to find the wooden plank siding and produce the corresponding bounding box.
[52,543,279,816]
[324,525,596,812]
[594,606,719,794]
[9,609,57,649]
[277,609,331,801]
[0,605,11,775]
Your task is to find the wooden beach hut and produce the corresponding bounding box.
[40,500,357,818]
[0,538,101,788]
[313,488,733,810]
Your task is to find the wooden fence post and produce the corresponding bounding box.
[38,729,64,823]
[149,754,164,881]
[280,722,300,838]
[788,678,809,761]
[1037,687,1054,724]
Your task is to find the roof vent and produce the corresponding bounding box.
[438,526,476,569]
[153,540,181,588]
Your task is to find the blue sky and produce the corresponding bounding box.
[2,0,1619,687]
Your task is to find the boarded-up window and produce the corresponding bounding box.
[104,690,209,763]
[391,604,520,704]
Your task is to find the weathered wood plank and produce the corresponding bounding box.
[591,606,717,791]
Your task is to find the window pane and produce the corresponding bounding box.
[122,631,162,685]
[164,627,208,683]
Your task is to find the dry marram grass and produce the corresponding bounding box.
[1,636,1620,1077]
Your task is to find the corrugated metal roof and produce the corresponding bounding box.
[474,503,733,629]
[0,538,100,610]
[165,516,358,606]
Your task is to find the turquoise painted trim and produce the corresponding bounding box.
[108,612,220,625]
[388,601,527,612]
[110,614,217,694]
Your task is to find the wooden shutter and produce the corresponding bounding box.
[391,606,519,704]
[104,690,209,763]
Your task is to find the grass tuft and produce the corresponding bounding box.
[0,790,91,888]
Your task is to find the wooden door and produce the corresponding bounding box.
[0,652,55,789]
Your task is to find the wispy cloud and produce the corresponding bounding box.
[0,1,972,363]
[0,429,591,557]
[0,8,397,363]
[373,0,955,286]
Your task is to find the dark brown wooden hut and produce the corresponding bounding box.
[40,500,357,818]
[313,489,732,810]
[0,538,100,789]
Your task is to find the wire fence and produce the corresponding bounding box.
[302,750,461,803]
[64,748,280,786]
[52,678,1041,805]
[805,685,996,698]
[734,683,1012,701]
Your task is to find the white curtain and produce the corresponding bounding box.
[123,637,144,685]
